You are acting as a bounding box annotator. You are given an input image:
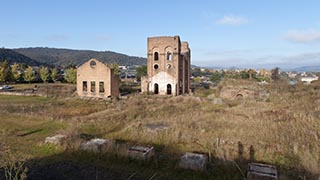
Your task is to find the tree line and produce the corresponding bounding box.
[0,60,77,84]
[192,67,281,84]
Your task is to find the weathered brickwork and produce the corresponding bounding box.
[77,58,119,98]
[141,36,191,95]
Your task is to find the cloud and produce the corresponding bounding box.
[216,15,249,25]
[284,29,320,43]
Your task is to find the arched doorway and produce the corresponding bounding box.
[154,83,159,94]
[167,84,172,95]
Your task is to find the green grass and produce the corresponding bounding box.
[0,94,48,103]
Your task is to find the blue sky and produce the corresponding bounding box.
[2,0,320,69]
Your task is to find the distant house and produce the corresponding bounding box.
[119,66,127,70]
[301,76,318,84]
[76,58,119,98]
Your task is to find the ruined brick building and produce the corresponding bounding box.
[141,36,191,95]
[77,58,119,98]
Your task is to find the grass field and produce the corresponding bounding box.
[0,80,319,179]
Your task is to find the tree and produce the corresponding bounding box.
[191,68,202,77]
[64,68,77,84]
[39,66,50,82]
[192,77,201,83]
[51,68,57,82]
[224,70,240,79]
[248,69,257,80]
[11,63,22,82]
[210,71,224,83]
[240,70,250,79]
[136,65,147,81]
[108,63,120,76]
[0,60,13,82]
[24,66,35,83]
[271,67,280,81]
[20,63,28,70]
[0,67,3,82]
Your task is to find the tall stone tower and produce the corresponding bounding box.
[141,35,191,95]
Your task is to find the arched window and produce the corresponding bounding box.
[167,52,172,61]
[154,83,159,94]
[154,52,159,61]
[167,84,172,95]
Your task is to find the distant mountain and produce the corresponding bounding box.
[13,47,146,67]
[292,65,320,72]
[0,48,41,66]
[202,66,225,70]
[203,65,237,70]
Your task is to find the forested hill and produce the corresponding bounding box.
[13,47,147,67]
[0,48,41,66]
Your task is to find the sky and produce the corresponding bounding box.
[2,0,320,69]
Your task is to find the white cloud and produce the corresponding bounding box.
[216,15,249,26]
[284,29,320,43]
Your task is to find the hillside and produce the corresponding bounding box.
[293,65,320,72]
[0,48,41,66]
[14,47,147,67]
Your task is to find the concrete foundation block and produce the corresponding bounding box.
[127,145,155,160]
[80,138,114,153]
[179,152,208,172]
[247,163,278,180]
[45,135,67,145]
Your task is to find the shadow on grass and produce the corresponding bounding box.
[1,144,319,180]
[21,151,242,180]
[17,129,43,137]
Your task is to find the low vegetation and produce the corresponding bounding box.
[0,79,319,179]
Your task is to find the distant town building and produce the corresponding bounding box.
[119,66,127,70]
[301,76,318,84]
[287,72,297,79]
[76,58,119,98]
[141,36,191,95]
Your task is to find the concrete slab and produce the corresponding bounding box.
[179,152,208,172]
[127,145,155,160]
[80,138,114,153]
[247,163,278,180]
[45,135,67,145]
